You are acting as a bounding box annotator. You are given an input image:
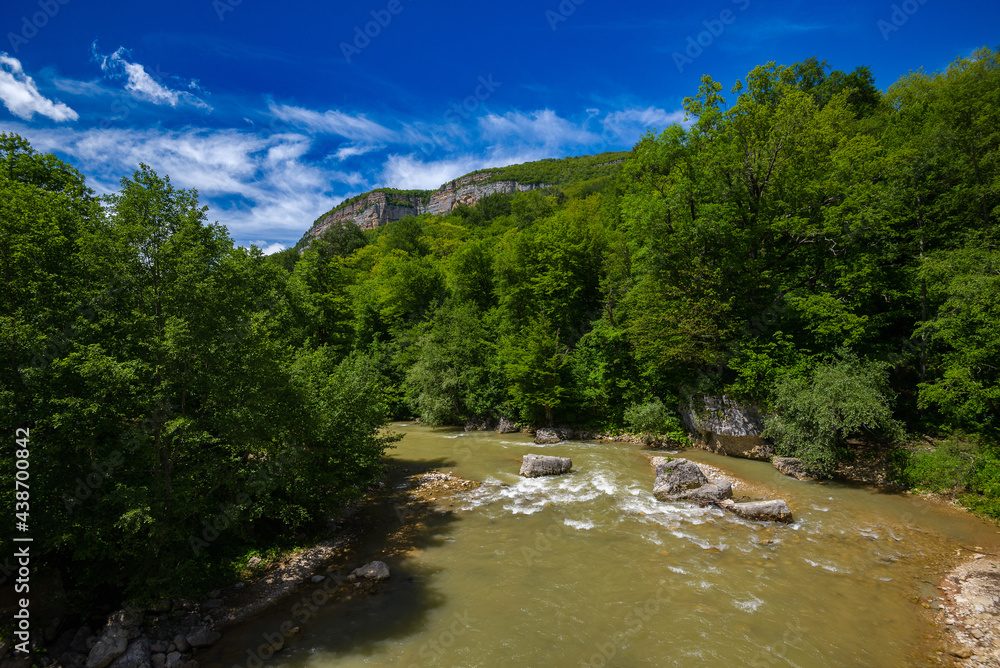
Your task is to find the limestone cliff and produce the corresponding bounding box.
[304,172,546,240]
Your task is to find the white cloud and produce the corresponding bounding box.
[249,241,288,255]
[380,148,553,190]
[0,54,77,122]
[332,143,381,160]
[0,121,348,247]
[269,101,394,142]
[93,44,211,110]
[479,109,600,147]
[602,107,687,141]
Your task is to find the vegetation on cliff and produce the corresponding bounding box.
[3,49,999,607]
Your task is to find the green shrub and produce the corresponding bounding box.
[764,351,905,475]
[624,397,690,446]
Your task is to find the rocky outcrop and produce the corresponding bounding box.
[682,395,774,461]
[304,172,548,242]
[772,456,817,481]
[464,417,495,431]
[349,561,390,582]
[520,454,572,477]
[651,457,733,503]
[496,416,518,434]
[86,628,129,668]
[534,427,575,444]
[720,499,793,523]
[420,173,544,216]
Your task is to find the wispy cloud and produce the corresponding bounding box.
[92,43,211,110]
[602,107,688,140]
[0,54,77,122]
[479,109,601,147]
[0,121,347,247]
[269,101,395,142]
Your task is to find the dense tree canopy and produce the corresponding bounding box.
[3,48,1000,607]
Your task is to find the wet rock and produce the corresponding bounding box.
[464,417,495,431]
[172,635,189,653]
[151,654,166,668]
[165,652,183,667]
[348,561,390,582]
[310,575,326,583]
[86,627,129,668]
[108,638,151,668]
[771,457,817,481]
[496,416,518,434]
[651,457,733,503]
[721,499,793,523]
[519,454,572,477]
[150,642,168,654]
[534,428,571,444]
[185,628,220,649]
[947,644,974,658]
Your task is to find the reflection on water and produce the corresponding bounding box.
[206,425,1000,667]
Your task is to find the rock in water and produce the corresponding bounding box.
[519,454,572,477]
[771,457,817,481]
[651,457,733,503]
[349,561,391,582]
[534,428,566,444]
[185,628,221,649]
[721,499,793,523]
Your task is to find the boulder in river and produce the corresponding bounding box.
[496,416,518,434]
[520,454,572,477]
[771,457,817,481]
[534,427,573,444]
[349,561,390,582]
[720,499,793,523]
[86,627,129,668]
[186,627,221,648]
[651,457,733,503]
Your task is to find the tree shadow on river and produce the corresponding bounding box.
[198,456,466,666]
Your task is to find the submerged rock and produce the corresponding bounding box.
[349,561,390,582]
[519,454,572,477]
[771,457,817,481]
[185,627,220,649]
[651,457,733,503]
[721,499,793,523]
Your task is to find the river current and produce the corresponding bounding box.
[204,424,1000,667]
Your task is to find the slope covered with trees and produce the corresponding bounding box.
[2,49,998,608]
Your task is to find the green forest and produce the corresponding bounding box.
[2,49,999,605]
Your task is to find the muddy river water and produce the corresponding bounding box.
[205,424,1000,666]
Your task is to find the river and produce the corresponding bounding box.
[203,424,1000,667]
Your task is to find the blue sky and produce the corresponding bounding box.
[1,0,997,252]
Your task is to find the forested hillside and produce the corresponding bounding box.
[2,49,998,605]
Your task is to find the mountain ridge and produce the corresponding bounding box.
[297,150,629,248]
